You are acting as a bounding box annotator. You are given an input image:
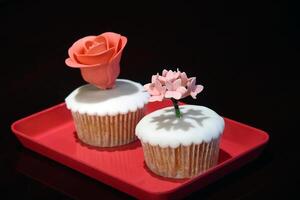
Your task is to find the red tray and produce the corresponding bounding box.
[11,101,269,200]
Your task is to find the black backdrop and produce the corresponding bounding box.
[1,0,298,199]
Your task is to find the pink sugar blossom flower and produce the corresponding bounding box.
[144,74,158,90]
[144,74,166,102]
[187,77,204,99]
[180,72,189,87]
[158,69,181,84]
[144,69,204,118]
[165,79,188,100]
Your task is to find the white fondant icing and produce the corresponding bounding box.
[136,105,225,148]
[65,79,149,116]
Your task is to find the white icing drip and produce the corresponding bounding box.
[136,105,225,148]
[65,79,149,116]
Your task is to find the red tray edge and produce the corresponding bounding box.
[14,134,160,199]
[10,103,270,198]
[13,133,268,200]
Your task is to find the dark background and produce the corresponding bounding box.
[1,0,298,199]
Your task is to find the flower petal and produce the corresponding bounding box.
[190,92,197,99]
[144,83,151,91]
[119,36,127,53]
[149,86,161,96]
[166,70,181,82]
[98,33,127,60]
[188,77,196,87]
[174,71,181,79]
[154,79,163,93]
[158,76,167,84]
[151,74,159,83]
[101,32,122,57]
[68,36,96,62]
[86,42,107,54]
[84,40,97,53]
[194,84,204,94]
[180,72,188,86]
[166,80,174,91]
[75,47,115,65]
[65,58,102,68]
[165,91,182,100]
[162,69,168,77]
[101,32,121,49]
[166,70,174,80]
[177,86,188,96]
[190,85,204,99]
[173,79,182,90]
[94,35,109,49]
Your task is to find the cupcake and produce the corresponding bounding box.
[136,69,225,178]
[65,32,149,147]
[66,79,149,147]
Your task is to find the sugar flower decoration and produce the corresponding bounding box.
[144,74,166,102]
[144,69,204,118]
[65,32,127,89]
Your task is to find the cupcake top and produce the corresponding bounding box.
[65,79,149,116]
[136,105,225,148]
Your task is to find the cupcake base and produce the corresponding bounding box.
[72,108,144,147]
[142,138,220,178]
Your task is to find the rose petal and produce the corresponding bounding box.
[65,58,102,68]
[101,32,121,55]
[86,42,107,54]
[117,38,123,52]
[99,33,127,60]
[84,41,95,52]
[68,36,96,62]
[94,36,109,49]
[114,36,127,59]
[75,47,115,65]
[101,32,121,48]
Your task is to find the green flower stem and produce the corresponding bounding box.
[171,98,182,118]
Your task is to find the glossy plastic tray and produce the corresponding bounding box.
[11,101,269,200]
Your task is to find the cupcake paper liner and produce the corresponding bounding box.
[72,108,144,147]
[142,138,220,178]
